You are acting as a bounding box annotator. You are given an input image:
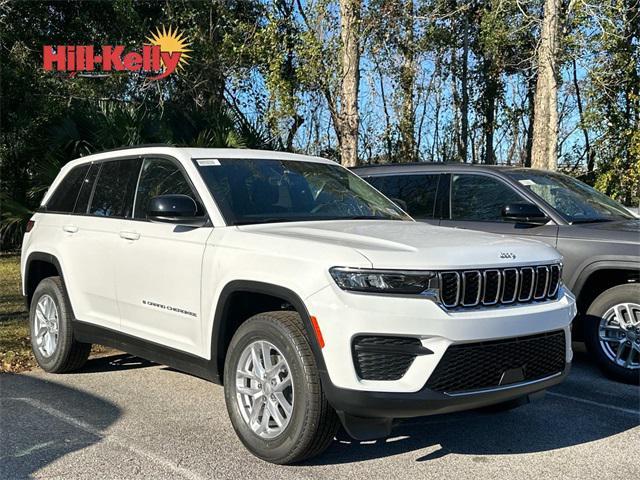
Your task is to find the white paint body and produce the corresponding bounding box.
[22,147,576,393]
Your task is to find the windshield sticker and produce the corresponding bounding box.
[196,159,220,167]
[518,179,536,186]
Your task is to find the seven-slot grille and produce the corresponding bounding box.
[438,264,561,309]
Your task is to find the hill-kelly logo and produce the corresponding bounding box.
[43,26,191,80]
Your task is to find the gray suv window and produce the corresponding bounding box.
[451,174,523,222]
[366,174,439,219]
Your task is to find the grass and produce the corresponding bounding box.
[0,254,114,373]
[0,254,35,372]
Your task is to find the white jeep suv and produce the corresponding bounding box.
[21,146,576,463]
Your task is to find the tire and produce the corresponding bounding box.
[29,276,91,373]
[223,311,339,464]
[584,284,640,385]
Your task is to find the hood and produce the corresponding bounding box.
[237,220,562,270]
[566,219,640,244]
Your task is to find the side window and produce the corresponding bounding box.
[133,157,199,219]
[451,174,524,222]
[46,164,90,213]
[367,174,439,219]
[89,159,141,218]
[73,163,100,214]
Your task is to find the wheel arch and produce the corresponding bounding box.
[211,280,327,385]
[573,261,639,313]
[24,252,66,308]
[570,260,639,340]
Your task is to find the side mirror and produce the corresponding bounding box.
[147,194,206,226]
[501,203,548,225]
[390,197,409,212]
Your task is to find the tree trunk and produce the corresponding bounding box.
[531,0,560,170]
[572,58,594,172]
[524,73,536,167]
[460,13,470,163]
[481,55,498,165]
[337,0,361,167]
[398,0,416,162]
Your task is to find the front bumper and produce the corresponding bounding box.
[321,364,569,439]
[323,364,568,419]
[306,284,576,393]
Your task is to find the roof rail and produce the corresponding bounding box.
[91,143,176,154]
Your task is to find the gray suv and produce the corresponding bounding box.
[353,163,639,384]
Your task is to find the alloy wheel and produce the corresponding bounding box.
[235,340,294,439]
[34,294,59,358]
[598,302,640,370]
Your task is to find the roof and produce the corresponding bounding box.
[63,146,335,168]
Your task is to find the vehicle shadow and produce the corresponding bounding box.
[74,353,156,373]
[305,356,640,466]
[0,373,121,479]
[309,400,638,465]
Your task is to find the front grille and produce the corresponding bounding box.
[425,330,566,393]
[352,336,422,381]
[438,264,561,309]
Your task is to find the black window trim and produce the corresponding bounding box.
[39,154,211,227]
[80,161,102,215]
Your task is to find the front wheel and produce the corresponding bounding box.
[584,284,640,384]
[223,311,339,464]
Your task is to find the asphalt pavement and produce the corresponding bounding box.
[1,349,638,479]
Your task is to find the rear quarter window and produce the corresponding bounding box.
[46,164,90,213]
[365,174,439,219]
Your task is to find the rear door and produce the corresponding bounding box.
[363,173,442,225]
[60,158,142,330]
[439,172,559,246]
[114,156,212,355]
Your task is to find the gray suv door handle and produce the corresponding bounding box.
[119,231,140,241]
[62,225,78,233]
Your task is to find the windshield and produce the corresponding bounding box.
[195,158,411,225]
[505,169,634,223]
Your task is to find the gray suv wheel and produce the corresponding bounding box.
[585,284,640,384]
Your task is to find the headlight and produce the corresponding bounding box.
[330,267,435,294]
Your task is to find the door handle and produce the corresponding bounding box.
[62,225,78,234]
[119,231,140,241]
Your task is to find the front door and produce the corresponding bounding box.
[115,156,212,355]
[439,173,559,247]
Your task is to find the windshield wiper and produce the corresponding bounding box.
[234,218,299,225]
[571,218,614,224]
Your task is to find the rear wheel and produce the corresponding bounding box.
[223,311,339,464]
[29,277,91,373]
[584,284,640,384]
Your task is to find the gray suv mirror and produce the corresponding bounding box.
[501,203,548,225]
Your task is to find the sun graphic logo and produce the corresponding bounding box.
[42,25,191,80]
[146,25,192,76]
